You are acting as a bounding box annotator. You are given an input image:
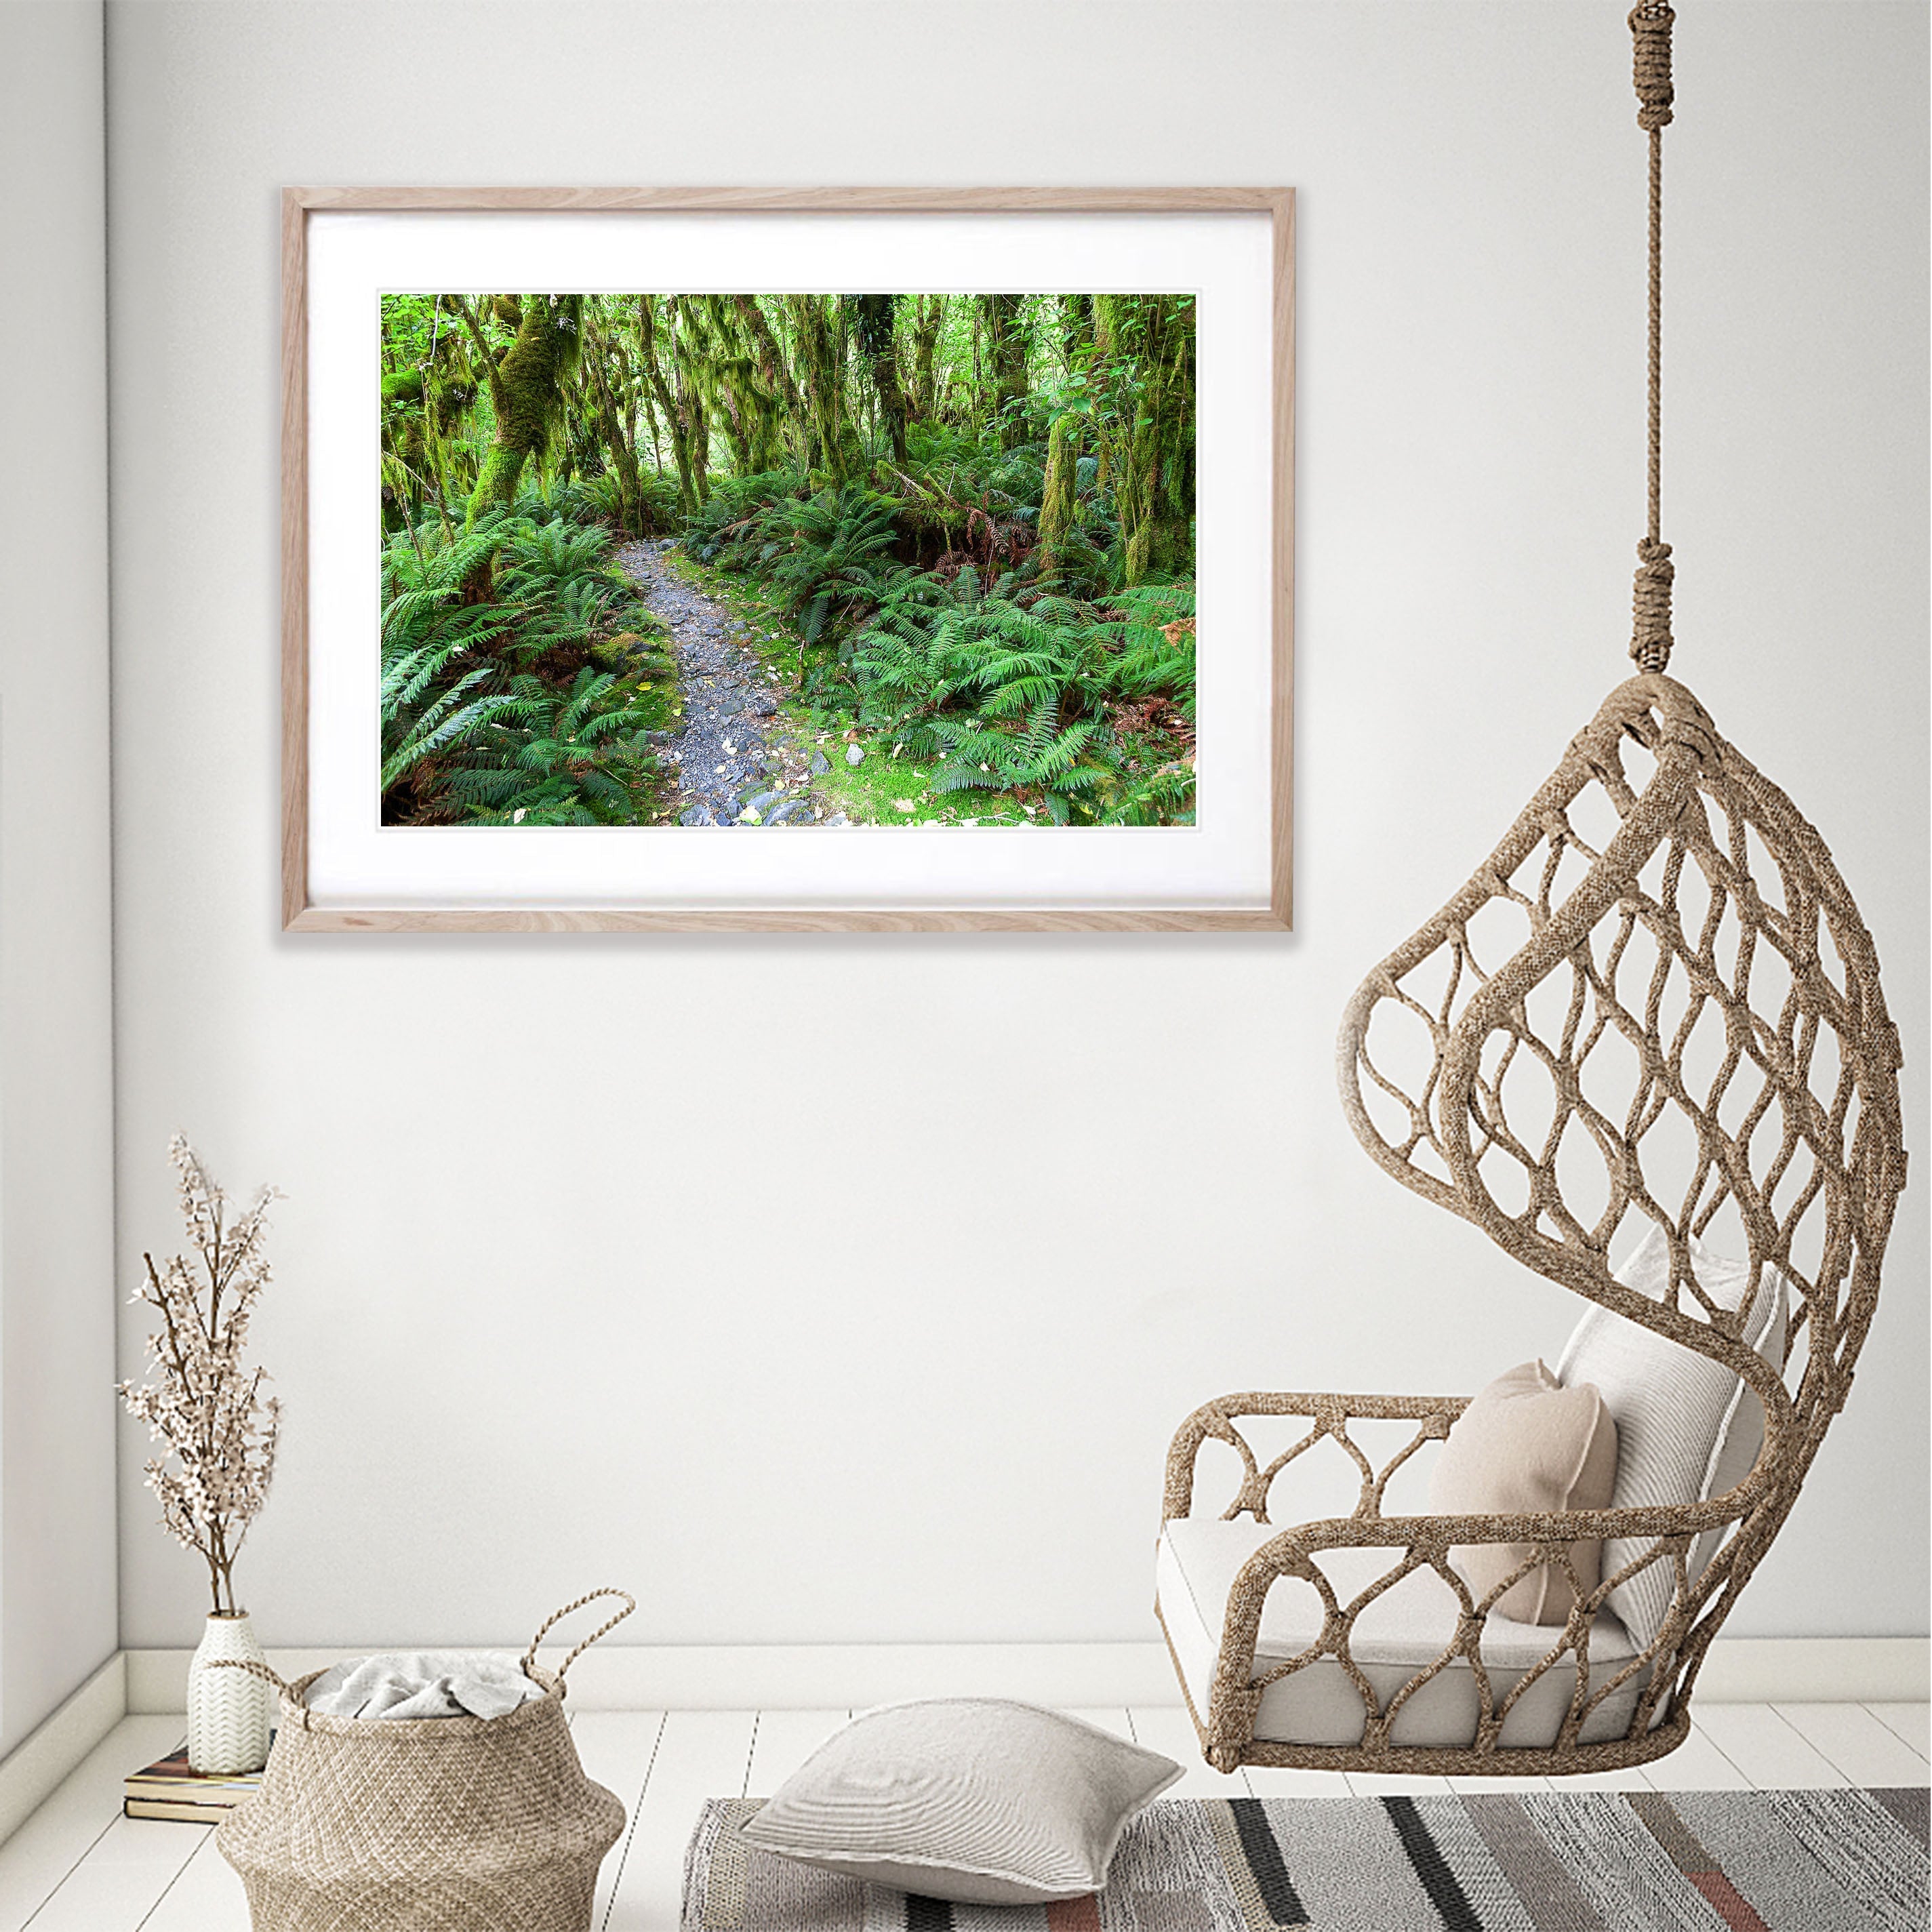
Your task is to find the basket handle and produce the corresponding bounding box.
[205,1657,297,1699]
[521,1588,635,1692]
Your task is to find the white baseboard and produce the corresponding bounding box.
[123,1641,1183,1715]
[123,1634,1927,1716]
[0,1655,126,1844]
[1690,1637,1928,1704]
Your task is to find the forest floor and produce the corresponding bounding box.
[617,539,839,828]
[620,538,1022,830]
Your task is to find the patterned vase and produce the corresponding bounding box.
[188,1611,274,1775]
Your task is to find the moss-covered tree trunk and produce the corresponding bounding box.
[906,295,946,422]
[733,295,804,468]
[637,296,696,515]
[1098,294,1194,584]
[978,294,1030,448]
[687,298,769,477]
[461,294,580,525]
[786,295,853,485]
[680,378,710,505]
[667,300,710,505]
[380,367,426,536]
[852,294,906,464]
[1091,297,1119,488]
[1060,293,1093,368]
[583,309,643,535]
[424,324,482,516]
[1034,411,1080,584]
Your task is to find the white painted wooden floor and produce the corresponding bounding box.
[0,1702,1923,1930]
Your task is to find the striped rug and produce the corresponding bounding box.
[682,1788,1928,1931]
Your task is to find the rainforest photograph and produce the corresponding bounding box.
[380,291,1197,829]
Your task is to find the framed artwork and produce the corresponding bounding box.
[282,188,1293,931]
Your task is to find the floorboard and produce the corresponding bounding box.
[1342,1769,1457,1796]
[1637,1720,1752,1790]
[1775,1702,1932,1788]
[132,1831,247,1932]
[1693,1702,1847,1788]
[1126,1705,1251,1798]
[1240,1763,1354,1797]
[569,1711,667,1931]
[1866,1702,1932,1764]
[0,1718,182,1932]
[0,1700,1918,1926]
[745,1710,848,1796]
[18,1816,204,1932]
[602,1709,755,1932]
[1557,1764,1657,1791]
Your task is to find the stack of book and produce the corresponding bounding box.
[123,1744,268,1824]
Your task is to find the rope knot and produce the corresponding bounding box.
[1630,538,1674,672]
[1630,1,1675,131]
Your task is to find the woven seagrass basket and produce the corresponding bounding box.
[214,1590,632,1932]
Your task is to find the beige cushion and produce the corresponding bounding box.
[1557,1224,1790,1649]
[1156,1518,1647,1751]
[1426,1359,1619,1624]
[737,1699,1180,1906]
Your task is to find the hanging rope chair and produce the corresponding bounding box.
[1155,3,1906,1777]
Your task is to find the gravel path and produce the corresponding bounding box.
[617,539,841,828]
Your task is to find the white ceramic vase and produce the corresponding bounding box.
[186,1611,274,1775]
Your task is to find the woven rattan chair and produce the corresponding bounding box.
[1156,674,1906,1777]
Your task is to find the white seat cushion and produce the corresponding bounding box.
[1156,1516,1647,1751]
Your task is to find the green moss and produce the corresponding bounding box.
[429,374,477,437]
[1108,295,1194,585]
[590,620,675,677]
[978,294,1030,447]
[1036,412,1079,583]
[466,298,581,525]
[467,443,527,521]
[628,675,681,738]
[797,736,1025,826]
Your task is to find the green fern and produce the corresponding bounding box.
[438,668,659,824]
[380,510,667,826]
[847,572,1200,822]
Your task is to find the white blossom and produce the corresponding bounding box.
[118,1135,283,1617]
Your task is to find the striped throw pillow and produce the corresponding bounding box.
[1557,1224,1789,1649]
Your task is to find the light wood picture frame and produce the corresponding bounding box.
[283,186,1293,932]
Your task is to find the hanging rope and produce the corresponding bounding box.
[1629,0,1676,672]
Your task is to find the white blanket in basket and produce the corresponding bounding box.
[304,1652,546,1721]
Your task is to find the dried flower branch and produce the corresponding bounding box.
[119,1135,283,1617]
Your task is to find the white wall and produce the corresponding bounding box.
[0,2,119,1750]
[107,1,1927,1654]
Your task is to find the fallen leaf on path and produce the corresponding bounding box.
[893,800,915,813]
